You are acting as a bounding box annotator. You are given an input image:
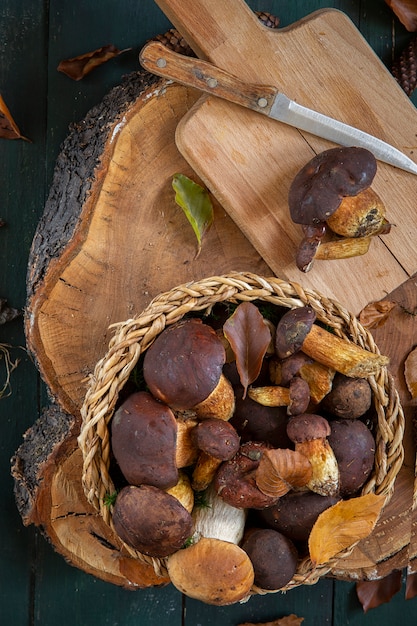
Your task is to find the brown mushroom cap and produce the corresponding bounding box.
[112,485,193,557]
[214,441,279,509]
[143,318,226,409]
[111,391,178,489]
[191,418,240,460]
[260,491,341,543]
[167,537,254,605]
[275,307,316,359]
[288,146,377,225]
[242,528,298,590]
[328,419,375,496]
[286,414,331,443]
[320,373,372,420]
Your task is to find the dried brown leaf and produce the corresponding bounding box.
[256,448,312,497]
[309,493,385,565]
[0,95,28,141]
[358,300,396,329]
[223,302,271,397]
[356,570,403,612]
[404,346,417,398]
[57,44,130,80]
[239,616,303,626]
[386,0,417,31]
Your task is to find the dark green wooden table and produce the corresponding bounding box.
[1,1,417,624]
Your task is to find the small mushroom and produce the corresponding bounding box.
[111,391,178,489]
[269,352,335,406]
[143,318,235,420]
[288,146,377,225]
[248,376,310,416]
[167,486,254,605]
[275,306,389,378]
[286,414,339,497]
[260,491,341,543]
[328,419,376,496]
[320,373,372,420]
[112,484,193,557]
[241,528,298,590]
[214,441,280,509]
[191,418,240,491]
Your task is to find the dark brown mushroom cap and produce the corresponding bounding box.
[288,376,311,416]
[260,491,341,543]
[320,373,372,420]
[288,146,377,225]
[241,528,298,590]
[191,418,240,460]
[328,419,375,496]
[143,318,226,410]
[287,413,331,443]
[112,485,193,557]
[214,441,279,509]
[111,391,178,489]
[275,307,316,359]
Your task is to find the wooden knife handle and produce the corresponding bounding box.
[140,41,278,114]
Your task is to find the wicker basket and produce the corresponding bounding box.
[78,272,404,592]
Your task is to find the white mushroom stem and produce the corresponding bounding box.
[192,484,246,545]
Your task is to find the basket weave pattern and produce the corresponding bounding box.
[78,272,404,589]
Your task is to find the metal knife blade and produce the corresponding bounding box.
[139,41,417,175]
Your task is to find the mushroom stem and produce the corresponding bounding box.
[192,484,246,545]
[314,236,371,260]
[248,377,310,416]
[301,324,388,378]
[192,452,223,492]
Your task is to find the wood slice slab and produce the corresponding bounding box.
[14,66,416,590]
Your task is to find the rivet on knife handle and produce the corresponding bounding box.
[139,41,417,175]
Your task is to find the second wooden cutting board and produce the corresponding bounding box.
[156,0,417,314]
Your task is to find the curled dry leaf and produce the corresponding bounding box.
[239,616,304,626]
[404,346,417,398]
[308,493,385,566]
[386,0,417,31]
[356,570,403,612]
[256,448,312,497]
[0,94,28,141]
[223,301,271,397]
[358,300,396,329]
[57,44,130,80]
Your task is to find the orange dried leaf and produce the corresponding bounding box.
[358,300,396,329]
[239,617,304,626]
[223,302,271,397]
[356,570,403,612]
[404,346,417,398]
[0,94,28,140]
[256,448,312,497]
[386,0,417,31]
[308,493,385,565]
[57,44,130,80]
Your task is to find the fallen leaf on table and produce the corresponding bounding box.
[358,300,396,329]
[0,95,28,141]
[356,570,403,612]
[386,0,417,31]
[172,173,214,257]
[223,301,271,397]
[309,493,385,565]
[239,616,303,626]
[57,44,130,80]
[404,346,417,398]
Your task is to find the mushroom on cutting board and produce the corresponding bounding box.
[166,486,254,605]
[143,318,235,420]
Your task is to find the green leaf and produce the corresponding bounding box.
[172,174,214,256]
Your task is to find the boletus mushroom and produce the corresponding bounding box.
[288,146,390,271]
[111,391,178,489]
[241,528,298,590]
[112,484,193,557]
[143,318,235,420]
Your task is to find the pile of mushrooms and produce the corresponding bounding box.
[288,146,391,271]
[109,306,387,605]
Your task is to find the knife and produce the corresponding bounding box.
[139,41,417,175]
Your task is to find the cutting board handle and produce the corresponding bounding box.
[154,0,266,61]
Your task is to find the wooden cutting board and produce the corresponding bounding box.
[156,0,417,314]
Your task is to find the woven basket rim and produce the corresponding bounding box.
[78,271,405,591]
